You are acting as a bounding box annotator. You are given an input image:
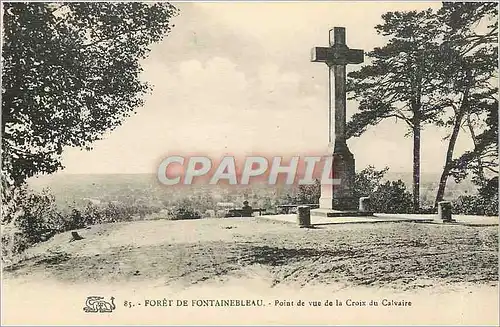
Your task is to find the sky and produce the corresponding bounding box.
[59,1,475,175]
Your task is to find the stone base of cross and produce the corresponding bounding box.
[311,27,363,212]
[319,149,357,211]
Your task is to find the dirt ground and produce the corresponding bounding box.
[2,217,499,325]
[4,217,498,289]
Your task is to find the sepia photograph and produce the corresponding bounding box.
[1,1,499,325]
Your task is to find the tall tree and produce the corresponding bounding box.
[432,2,498,205]
[450,101,498,187]
[346,9,441,212]
[1,2,179,185]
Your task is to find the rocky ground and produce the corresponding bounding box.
[3,217,498,290]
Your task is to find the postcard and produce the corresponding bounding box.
[1,1,498,326]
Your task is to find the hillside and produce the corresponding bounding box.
[4,217,497,289]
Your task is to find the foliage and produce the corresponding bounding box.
[2,184,63,261]
[453,176,498,216]
[353,166,413,213]
[353,165,389,198]
[450,104,498,186]
[346,10,442,138]
[166,198,202,220]
[453,193,498,216]
[431,2,498,205]
[294,180,321,205]
[346,3,498,210]
[371,180,413,214]
[1,2,179,184]
[280,167,414,214]
[346,9,442,211]
[168,207,201,220]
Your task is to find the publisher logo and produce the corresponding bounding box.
[83,296,116,313]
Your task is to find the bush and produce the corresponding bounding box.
[353,166,413,213]
[371,180,413,214]
[453,177,498,216]
[1,184,64,262]
[165,198,202,220]
[453,193,498,216]
[294,180,321,204]
[354,166,389,199]
[1,224,26,263]
[167,206,201,220]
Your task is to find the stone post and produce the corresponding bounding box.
[359,197,371,212]
[297,205,311,228]
[437,201,453,222]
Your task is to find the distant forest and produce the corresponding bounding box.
[28,172,477,211]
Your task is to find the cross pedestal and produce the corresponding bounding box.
[311,27,369,215]
[319,147,357,211]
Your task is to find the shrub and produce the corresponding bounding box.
[453,177,498,216]
[65,208,86,230]
[354,166,389,199]
[453,193,498,216]
[419,206,437,214]
[371,180,413,213]
[294,180,321,204]
[167,206,201,220]
[354,166,413,213]
[2,224,27,264]
[1,184,63,262]
[166,198,202,220]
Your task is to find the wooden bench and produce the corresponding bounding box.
[276,204,319,214]
[224,208,266,218]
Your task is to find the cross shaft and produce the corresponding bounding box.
[311,27,363,145]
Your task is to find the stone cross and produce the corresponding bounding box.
[311,27,364,211]
[311,27,363,146]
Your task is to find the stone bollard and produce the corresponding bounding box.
[297,205,311,228]
[437,201,453,222]
[359,197,371,212]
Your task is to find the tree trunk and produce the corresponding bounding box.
[435,113,464,206]
[466,116,486,183]
[412,123,421,212]
[435,74,471,206]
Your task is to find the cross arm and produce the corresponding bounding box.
[311,47,330,63]
[311,47,364,65]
